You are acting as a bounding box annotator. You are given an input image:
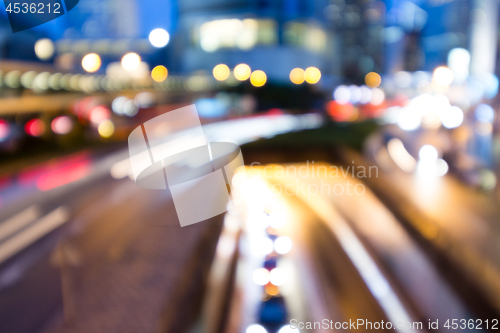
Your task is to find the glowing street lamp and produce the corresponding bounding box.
[149,28,170,48]
[121,53,141,71]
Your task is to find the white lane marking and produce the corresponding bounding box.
[0,206,40,243]
[0,207,70,264]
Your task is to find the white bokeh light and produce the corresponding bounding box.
[252,268,270,286]
[149,28,170,48]
[370,88,385,105]
[250,236,274,256]
[269,210,287,229]
[475,104,495,123]
[121,53,141,71]
[433,66,454,86]
[35,39,54,60]
[436,158,449,176]
[348,85,361,104]
[334,85,350,104]
[246,324,268,333]
[359,86,372,104]
[419,145,438,162]
[278,326,300,333]
[397,107,421,131]
[274,236,292,255]
[448,48,470,83]
[441,106,464,129]
[270,268,288,286]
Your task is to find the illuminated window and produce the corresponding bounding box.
[283,22,327,53]
[196,18,277,52]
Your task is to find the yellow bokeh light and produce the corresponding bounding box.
[365,72,381,88]
[121,52,141,71]
[433,66,454,86]
[82,53,101,73]
[290,68,305,84]
[213,64,230,81]
[234,63,251,81]
[151,65,168,82]
[305,67,321,84]
[98,120,115,138]
[250,70,267,87]
[264,284,280,296]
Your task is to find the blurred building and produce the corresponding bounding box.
[382,0,498,76]
[173,0,340,83]
[0,0,177,73]
[328,0,386,82]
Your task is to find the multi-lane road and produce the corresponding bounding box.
[0,112,322,333]
[1,108,500,333]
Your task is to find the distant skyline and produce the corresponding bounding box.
[0,0,178,40]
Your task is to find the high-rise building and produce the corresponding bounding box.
[173,0,339,82]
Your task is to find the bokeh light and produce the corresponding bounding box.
[89,106,111,125]
[269,210,287,229]
[246,324,268,333]
[135,92,155,108]
[252,268,270,286]
[348,85,361,103]
[482,73,499,99]
[327,101,356,122]
[121,53,141,71]
[475,104,495,123]
[149,28,170,48]
[5,71,21,89]
[250,70,267,87]
[370,88,385,105]
[123,100,139,117]
[278,325,300,333]
[270,267,288,286]
[234,64,251,81]
[419,145,439,162]
[25,119,45,137]
[151,65,168,82]
[365,72,381,88]
[112,97,128,115]
[274,236,292,255]
[397,109,421,131]
[213,64,230,81]
[305,67,321,84]
[359,86,372,104]
[82,53,101,73]
[441,106,464,129]
[251,236,274,255]
[34,39,54,61]
[20,71,36,89]
[51,116,73,135]
[290,68,305,84]
[480,169,497,190]
[98,119,115,138]
[436,159,449,177]
[334,85,350,104]
[265,284,280,296]
[433,66,454,87]
[448,48,470,83]
[394,71,412,88]
[0,120,10,142]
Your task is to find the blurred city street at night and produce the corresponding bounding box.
[0,0,500,332]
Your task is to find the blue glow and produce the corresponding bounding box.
[483,74,499,99]
[195,98,228,118]
[475,104,495,123]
